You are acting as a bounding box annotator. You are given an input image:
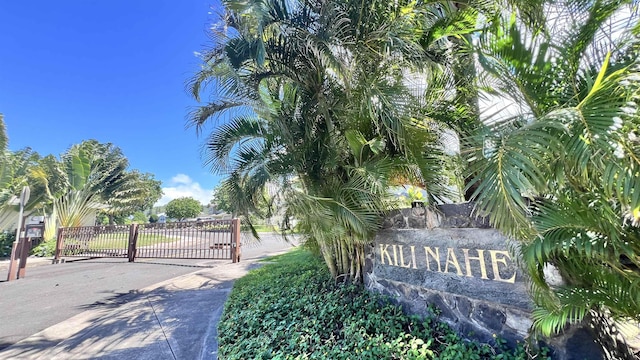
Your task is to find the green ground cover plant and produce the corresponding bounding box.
[219,249,547,359]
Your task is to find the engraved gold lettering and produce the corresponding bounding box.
[462,249,488,279]
[490,250,516,283]
[381,240,518,284]
[410,246,417,269]
[398,245,413,268]
[392,245,398,267]
[444,248,463,276]
[379,244,393,265]
[424,246,441,272]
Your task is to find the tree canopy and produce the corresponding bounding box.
[165,197,202,220]
[28,140,164,229]
[211,183,235,215]
[0,124,164,233]
[101,170,163,221]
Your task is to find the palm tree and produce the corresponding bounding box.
[32,140,140,229]
[0,115,47,230]
[0,114,7,154]
[0,149,42,230]
[0,114,14,229]
[189,0,455,282]
[468,0,640,355]
[101,170,163,222]
[406,1,547,200]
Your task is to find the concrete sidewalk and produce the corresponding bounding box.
[0,256,53,272]
[0,258,269,359]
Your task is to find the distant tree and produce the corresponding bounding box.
[131,211,148,224]
[104,171,163,221]
[148,214,159,223]
[95,213,109,225]
[135,172,163,210]
[165,197,202,220]
[151,205,166,215]
[211,183,234,214]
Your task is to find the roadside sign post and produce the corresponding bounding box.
[17,223,45,279]
[17,237,30,279]
[6,186,30,282]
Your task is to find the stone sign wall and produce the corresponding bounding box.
[374,228,529,309]
[365,205,606,360]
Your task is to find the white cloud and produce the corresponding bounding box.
[171,174,192,184]
[155,174,212,206]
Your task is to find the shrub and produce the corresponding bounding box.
[31,239,56,257]
[1,231,56,258]
[218,249,547,359]
[0,231,15,257]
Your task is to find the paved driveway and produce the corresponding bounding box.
[0,233,297,350]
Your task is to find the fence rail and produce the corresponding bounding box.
[54,219,241,262]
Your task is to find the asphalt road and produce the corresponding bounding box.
[0,233,297,350]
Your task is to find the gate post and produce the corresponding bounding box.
[127,224,139,262]
[53,228,65,264]
[231,219,241,263]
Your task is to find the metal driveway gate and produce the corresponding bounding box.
[54,219,241,263]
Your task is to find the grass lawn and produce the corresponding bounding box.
[218,248,548,359]
[244,224,280,233]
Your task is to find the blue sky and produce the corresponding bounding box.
[0,1,224,205]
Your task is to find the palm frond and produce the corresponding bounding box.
[202,115,267,174]
[0,114,7,153]
[468,117,563,239]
